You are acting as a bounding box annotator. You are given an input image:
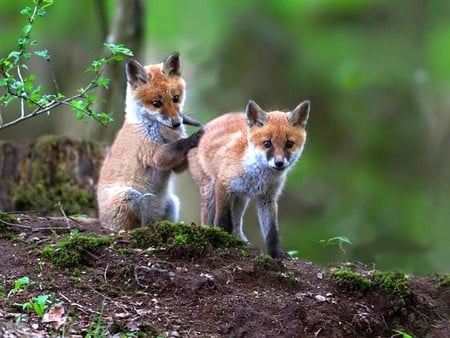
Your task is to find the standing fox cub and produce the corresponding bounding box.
[97,52,203,230]
[188,100,310,258]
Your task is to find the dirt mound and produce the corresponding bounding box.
[0,213,448,337]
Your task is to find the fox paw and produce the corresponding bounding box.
[269,248,292,260]
[188,128,205,147]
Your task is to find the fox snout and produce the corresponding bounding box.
[171,117,181,128]
[269,156,289,170]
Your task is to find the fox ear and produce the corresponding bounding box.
[288,100,310,127]
[163,52,181,76]
[126,59,148,86]
[246,100,268,127]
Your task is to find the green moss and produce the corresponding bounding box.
[373,271,410,297]
[372,271,412,315]
[254,254,284,272]
[0,212,22,241]
[130,221,246,257]
[433,274,450,288]
[42,231,111,268]
[11,136,104,216]
[439,275,450,287]
[332,267,372,292]
[0,211,18,224]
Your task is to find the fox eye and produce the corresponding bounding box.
[173,95,180,103]
[151,100,163,108]
[263,140,272,149]
[285,141,294,149]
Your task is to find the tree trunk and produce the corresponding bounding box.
[0,136,106,216]
[86,0,146,141]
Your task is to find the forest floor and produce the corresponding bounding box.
[0,213,448,338]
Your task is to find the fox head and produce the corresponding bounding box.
[125,52,186,129]
[246,100,310,171]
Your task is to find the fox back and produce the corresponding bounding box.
[189,100,310,258]
[97,53,203,230]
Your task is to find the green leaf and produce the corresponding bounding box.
[40,0,54,10]
[70,100,86,111]
[20,7,32,16]
[96,112,114,125]
[34,50,50,60]
[33,294,49,316]
[103,43,133,56]
[329,236,352,245]
[392,329,414,338]
[7,51,21,62]
[22,24,32,36]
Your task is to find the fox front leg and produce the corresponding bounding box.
[256,197,291,259]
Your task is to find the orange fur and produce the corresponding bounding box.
[97,53,203,230]
[189,100,310,258]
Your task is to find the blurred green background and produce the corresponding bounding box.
[1,0,449,274]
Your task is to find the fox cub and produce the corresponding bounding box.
[97,52,203,230]
[188,100,310,258]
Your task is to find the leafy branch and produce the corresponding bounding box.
[0,0,133,131]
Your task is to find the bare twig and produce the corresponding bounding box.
[0,219,30,228]
[47,57,60,93]
[16,65,25,118]
[104,264,109,283]
[58,292,99,315]
[134,264,168,288]
[58,202,71,229]
[0,61,108,131]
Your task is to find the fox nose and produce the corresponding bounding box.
[274,160,285,168]
[172,120,181,128]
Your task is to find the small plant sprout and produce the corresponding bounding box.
[392,329,414,338]
[287,250,299,258]
[318,236,352,253]
[86,301,108,338]
[7,276,30,298]
[15,294,50,317]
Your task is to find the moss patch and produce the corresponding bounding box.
[11,135,104,216]
[0,211,18,224]
[373,271,410,297]
[434,274,450,288]
[130,221,246,258]
[332,267,372,292]
[42,231,111,268]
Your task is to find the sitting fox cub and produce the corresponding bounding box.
[188,100,310,258]
[97,52,203,230]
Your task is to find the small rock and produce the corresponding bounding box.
[315,294,327,302]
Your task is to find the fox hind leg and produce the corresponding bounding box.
[164,193,180,222]
[99,187,146,230]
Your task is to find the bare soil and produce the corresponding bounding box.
[0,214,448,338]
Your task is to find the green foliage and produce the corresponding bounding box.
[42,230,111,268]
[318,236,352,253]
[86,302,108,338]
[372,271,411,298]
[0,211,18,224]
[0,0,132,130]
[7,276,30,298]
[436,274,450,288]
[18,294,49,317]
[130,221,246,258]
[392,329,414,338]
[331,268,372,292]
